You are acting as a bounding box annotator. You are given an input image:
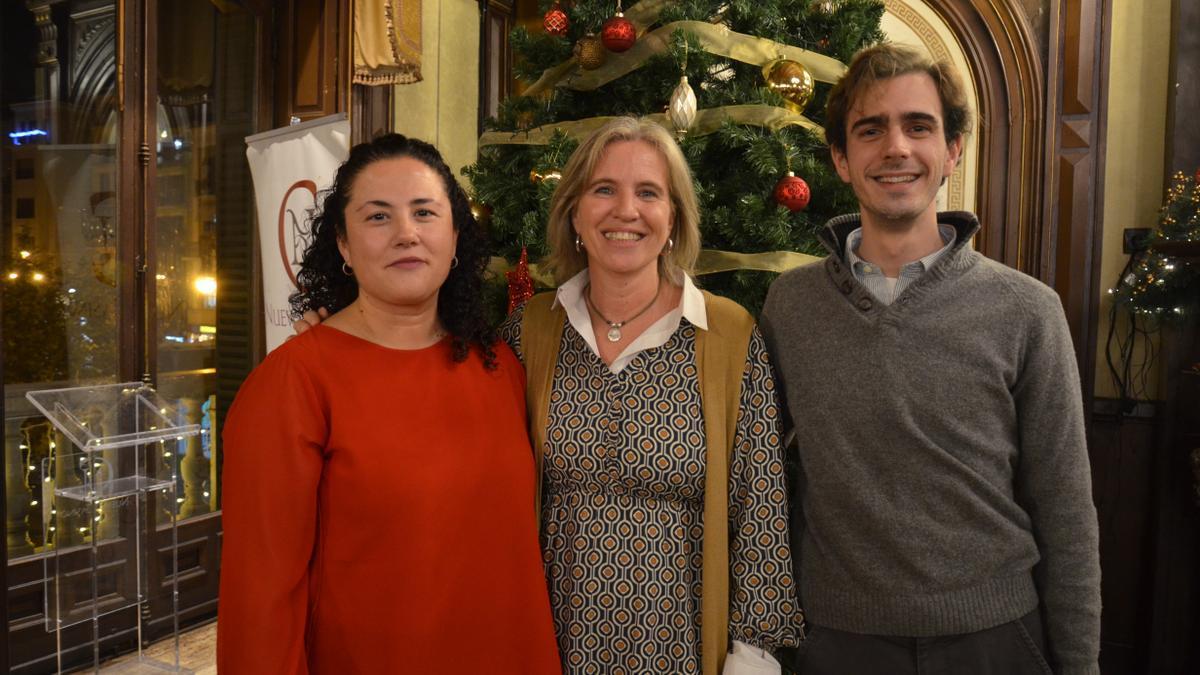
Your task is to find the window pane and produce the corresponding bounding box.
[3,2,121,562]
[154,0,259,520]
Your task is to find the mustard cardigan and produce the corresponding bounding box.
[519,289,755,675]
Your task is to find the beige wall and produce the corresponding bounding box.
[392,0,480,182]
[1093,0,1172,400]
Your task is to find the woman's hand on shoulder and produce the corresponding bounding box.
[290,307,329,339]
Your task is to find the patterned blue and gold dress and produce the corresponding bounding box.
[500,271,801,674]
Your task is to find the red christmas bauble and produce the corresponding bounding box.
[601,13,636,52]
[774,172,811,212]
[543,3,569,37]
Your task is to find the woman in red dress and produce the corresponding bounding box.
[217,135,561,674]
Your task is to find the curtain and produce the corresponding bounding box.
[354,0,422,85]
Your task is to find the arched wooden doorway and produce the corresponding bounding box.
[886,0,1109,404]
[884,0,1046,276]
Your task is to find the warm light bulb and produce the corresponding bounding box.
[31,272,45,282]
[19,250,31,259]
[193,276,217,295]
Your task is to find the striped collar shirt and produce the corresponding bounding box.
[845,224,957,305]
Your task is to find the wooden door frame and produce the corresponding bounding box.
[919,0,1111,413]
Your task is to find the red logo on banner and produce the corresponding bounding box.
[277,180,318,287]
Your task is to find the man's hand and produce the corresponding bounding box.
[291,307,329,338]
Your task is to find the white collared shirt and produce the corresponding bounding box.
[845,224,957,305]
[554,269,708,374]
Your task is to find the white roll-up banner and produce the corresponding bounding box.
[245,114,350,352]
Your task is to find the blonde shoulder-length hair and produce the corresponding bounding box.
[544,116,701,286]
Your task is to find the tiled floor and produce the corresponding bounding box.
[74,622,216,674]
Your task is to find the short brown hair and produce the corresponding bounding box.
[544,117,700,285]
[824,43,972,154]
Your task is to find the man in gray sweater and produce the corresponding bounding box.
[760,44,1101,674]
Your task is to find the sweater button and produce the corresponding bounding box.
[857,297,873,311]
[840,280,852,294]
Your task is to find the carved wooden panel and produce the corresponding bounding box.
[1147,3,1200,671]
[1046,0,1111,408]
[6,541,139,674]
[1148,322,1200,674]
[146,517,222,630]
[1062,0,1097,114]
[1088,404,1159,672]
[1053,151,1096,323]
[920,1,1044,276]
[274,0,352,126]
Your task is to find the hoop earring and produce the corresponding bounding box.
[450,256,459,269]
[341,262,353,276]
[575,234,583,252]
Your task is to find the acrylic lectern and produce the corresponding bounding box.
[26,382,196,674]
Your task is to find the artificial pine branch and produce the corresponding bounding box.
[470,0,887,312]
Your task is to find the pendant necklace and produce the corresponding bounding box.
[584,282,661,343]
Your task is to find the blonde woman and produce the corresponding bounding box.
[501,117,801,674]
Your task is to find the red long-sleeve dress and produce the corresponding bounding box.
[217,325,561,674]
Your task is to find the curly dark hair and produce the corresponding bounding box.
[289,133,497,367]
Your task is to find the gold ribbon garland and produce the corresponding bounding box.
[479,105,822,147]
[525,18,846,97]
[484,0,839,285]
[488,249,820,285]
[695,249,821,274]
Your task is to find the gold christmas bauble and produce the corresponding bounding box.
[762,59,815,113]
[574,34,606,71]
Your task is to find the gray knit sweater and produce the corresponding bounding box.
[760,212,1100,675]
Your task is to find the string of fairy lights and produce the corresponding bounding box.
[1105,169,1199,410]
[1111,170,1200,318]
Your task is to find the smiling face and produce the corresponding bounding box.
[336,156,458,310]
[572,139,674,281]
[831,71,963,234]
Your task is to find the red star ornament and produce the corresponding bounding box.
[506,247,535,313]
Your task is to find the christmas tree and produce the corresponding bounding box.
[465,0,885,315]
[1113,170,1200,320]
